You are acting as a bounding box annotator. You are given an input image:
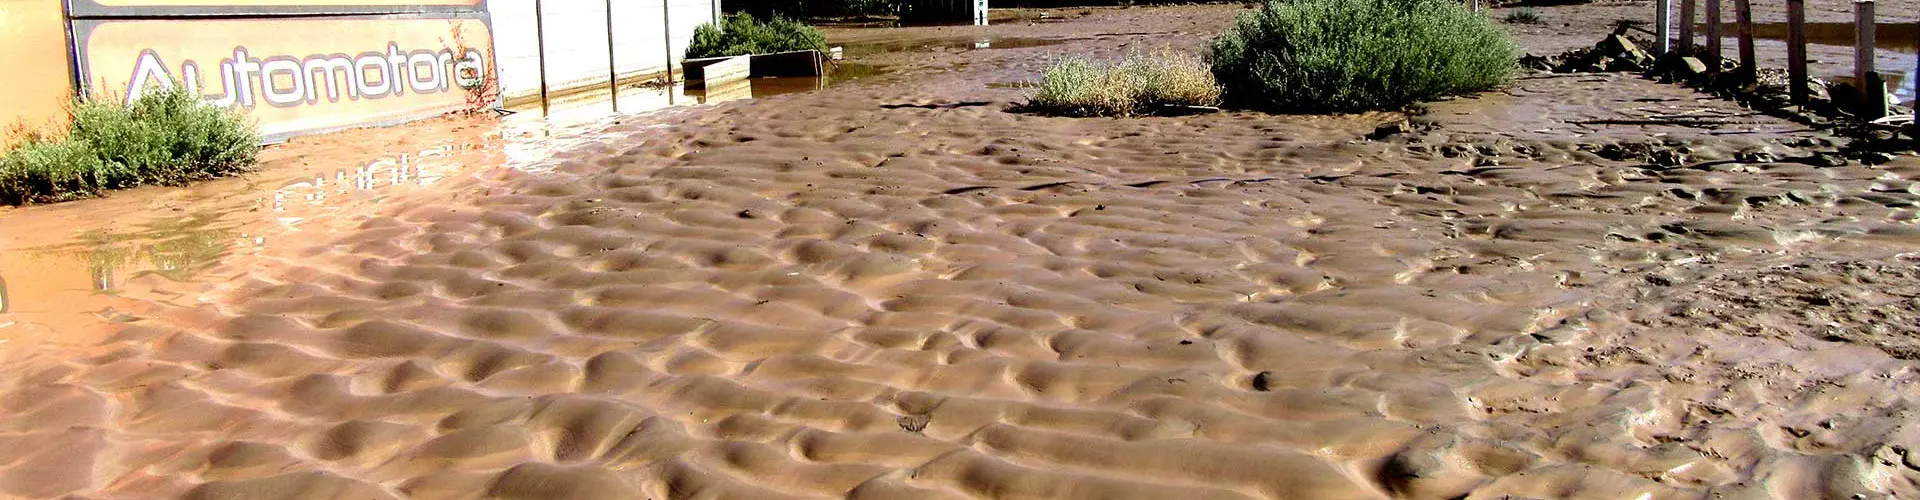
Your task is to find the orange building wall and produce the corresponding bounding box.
[0,0,74,134]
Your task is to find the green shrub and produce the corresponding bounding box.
[0,84,260,205]
[0,139,105,205]
[70,85,260,188]
[1210,0,1519,113]
[1031,47,1222,117]
[684,13,828,59]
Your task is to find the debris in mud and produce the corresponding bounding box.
[1525,31,1915,147]
[1643,256,1920,360]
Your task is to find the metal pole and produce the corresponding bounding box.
[1678,0,1695,55]
[1736,0,1755,79]
[1657,0,1672,54]
[535,0,551,116]
[664,0,677,105]
[606,0,620,113]
[663,0,674,83]
[1705,0,1721,70]
[1788,0,1808,106]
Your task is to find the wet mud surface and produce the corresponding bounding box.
[1,3,1920,499]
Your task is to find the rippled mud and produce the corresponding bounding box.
[2,4,1920,500]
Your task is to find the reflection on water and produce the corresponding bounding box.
[507,62,889,127]
[0,212,241,345]
[841,36,1076,57]
[0,131,503,347]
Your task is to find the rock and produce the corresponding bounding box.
[1859,151,1900,165]
[1678,57,1709,77]
[1368,120,1409,141]
[1736,146,1777,163]
[1605,55,1645,72]
[1596,34,1652,67]
[1792,151,1850,168]
[1519,54,1556,72]
[1650,146,1689,167]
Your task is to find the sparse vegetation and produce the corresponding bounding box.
[684,13,829,60]
[0,85,260,205]
[1029,46,1222,117]
[1209,0,1519,113]
[1503,8,1543,24]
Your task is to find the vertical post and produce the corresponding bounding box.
[1657,0,1673,55]
[1651,0,1666,54]
[1472,0,1480,13]
[663,0,675,83]
[1678,0,1696,55]
[664,0,676,105]
[1854,0,1874,86]
[1736,0,1755,79]
[1704,0,1722,70]
[1787,0,1808,106]
[1856,0,1887,119]
[606,0,620,113]
[535,0,551,116]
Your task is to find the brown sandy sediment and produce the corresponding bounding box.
[3,4,1920,500]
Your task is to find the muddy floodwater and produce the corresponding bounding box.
[3,4,1920,500]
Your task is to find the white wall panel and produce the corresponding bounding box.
[491,0,718,101]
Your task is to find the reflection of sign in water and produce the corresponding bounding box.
[73,17,493,140]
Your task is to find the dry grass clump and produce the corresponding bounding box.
[1029,46,1222,117]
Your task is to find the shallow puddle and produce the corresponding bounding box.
[0,122,508,348]
[841,36,1078,57]
[506,62,889,125]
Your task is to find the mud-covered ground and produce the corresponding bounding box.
[0,3,1918,499]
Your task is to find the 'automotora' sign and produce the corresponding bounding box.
[73,17,493,139]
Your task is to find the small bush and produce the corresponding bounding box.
[685,13,828,59]
[1210,0,1519,113]
[1503,8,1542,24]
[0,139,105,205]
[1030,47,1222,117]
[0,85,260,205]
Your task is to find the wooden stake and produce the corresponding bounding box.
[1678,0,1696,55]
[1855,0,1875,86]
[1736,0,1756,79]
[1657,0,1673,54]
[1788,0,1808,106]
[1857,0,1887,118]
[1705,0,1722,70]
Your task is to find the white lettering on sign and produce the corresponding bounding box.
[123,43,487,109]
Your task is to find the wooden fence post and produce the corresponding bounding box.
[1678,0,1696,55]
[1856,0,1887,119]
[1657,0,1673,55]
[1736,0,1755,79]
[1705,0,1722,70]
[1651,0,1666,54]
[1788,0,1808,106]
